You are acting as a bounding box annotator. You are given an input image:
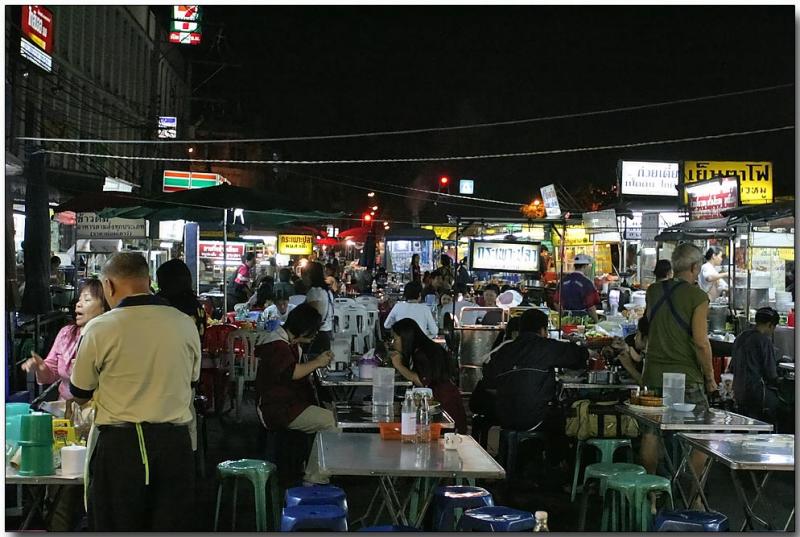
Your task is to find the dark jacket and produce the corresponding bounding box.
[483,332,587,430]
[731,328,779,420]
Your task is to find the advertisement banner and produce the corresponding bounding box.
[686,177,739,220]
[583,209,618,232]
[540,184,561,217]
[198,241,245,260]
[683,160,773,205]
[619,160,680,197]
[469,240,540,273]
[76,213,147,240]
[22,6,54,54]
[277,234,314,255]
[163,170,222,192]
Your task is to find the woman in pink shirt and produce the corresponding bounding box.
[21,278,109,400]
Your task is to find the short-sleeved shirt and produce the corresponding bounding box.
[70,294,201,425]
[642,278,708,387]
[306,286,334,331]
[557,272,601,311]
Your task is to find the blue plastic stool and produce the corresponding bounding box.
[457,506,536,532]
[357,525,420,532]
[285,484,348,512]
[498,428,549,481]
[280,504,348,532]
[654,510,730,531]
[431,485,494,530]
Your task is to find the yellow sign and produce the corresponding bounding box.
[683,161,773,205]
[277,234,314,255]
[422,225,457,240]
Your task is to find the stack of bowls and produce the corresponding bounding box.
[18,412,54,476]
[775,291,793,314]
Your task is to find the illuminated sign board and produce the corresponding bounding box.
[619,160,680,197]
[158,116,177,139]
[20,6,54,72]
[686,177,739,221]
[540,184,561,217]
[459,179,474,195]
[198,241,245,261]
[163,170,222,192]
[76,213,147,240]
[277,234,314,255]
[683,160,773,205]
[469,240,540,273]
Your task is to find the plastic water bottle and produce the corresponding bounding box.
[416,395,431,443]
[533,511,549,531]
[401,391,417,443]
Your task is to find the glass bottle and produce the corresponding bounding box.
[400,391,417,443]
[533,511,549,532]
[416,395,431,443]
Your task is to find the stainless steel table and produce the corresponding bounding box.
[6,467,84,530]
[560,381,639,390]
[315,431,505,528]
[333,402,455,430]
[316,370,412,401]
[676,433,794,531]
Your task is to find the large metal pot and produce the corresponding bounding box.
[454,326,504,393]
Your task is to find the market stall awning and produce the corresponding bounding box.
[654,217,735,241]
[722,201,795,226]
[339,226,370,243]
[383,227,437,241]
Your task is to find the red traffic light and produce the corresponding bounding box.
[439,176,449,186]
[363,213,372,222]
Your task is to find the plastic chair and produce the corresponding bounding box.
[225,329,260,422]
[497,428,549,481]
[630,473,674,531]
[335,297,356,307]
[603,471,642,531]
[571,437,633,501]
[654,510,729,532]
[457,506,536,532]
[280,504,348,532]
[285,484,348,512]
[431,486,494,531]
[577,462,646,531]
[213,459,280,531]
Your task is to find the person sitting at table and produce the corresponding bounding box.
[254,303,335,485]
[481,309,587,466]
[384,281,439,338]
[730,307,781,423]
[614,316,648,384]
[477,284,502,325]
[388,318,467,433]
[469,317,522,426]
[262,292,296,324]
[274,268,295,299]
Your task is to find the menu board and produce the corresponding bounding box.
[277,234,314,255]
[469,240,540,273]
[686,177,739,220]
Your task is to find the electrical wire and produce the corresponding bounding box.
[17,83,794,145]
[40,125,795,165]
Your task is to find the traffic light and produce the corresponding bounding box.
[363,213,372,223]
[438,175,450,194]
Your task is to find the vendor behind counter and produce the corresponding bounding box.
[554,254,601,322]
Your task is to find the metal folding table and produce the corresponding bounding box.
[6,467,84,530]
[315,431,505,528]
[675,433,794,531]
[316,370,412,401]
[333,402,455,430]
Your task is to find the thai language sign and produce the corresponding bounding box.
[20,6,54,72]
[76,213,147,239]
[198,241,245,260]
[540,184,561,217]
[277,234,314,255]
[469,240,540,273]
[683,161,772,205]
[686,177,739,220]
[619,160,680,197]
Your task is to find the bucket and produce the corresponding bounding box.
[662,373,685,407]
[20,412,54,445]
[18,443,55,476]
[6,403,32,418]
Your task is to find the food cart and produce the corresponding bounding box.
[382,227,437,282]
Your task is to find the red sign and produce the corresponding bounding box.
[198,241,245,261]
[21,6,54,54]
[686,177,739,221]
[169,31,201,46]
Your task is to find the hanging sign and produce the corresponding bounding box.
[198,241,245,261]
[619,160,680,197]
[163,170,222,192]
[76,213,147,240]
[583,209,618,232]
[683,161,773,205]
[173,5,202,21]
[459,179,475,195]
[158,116,177,139]
[686,177,739,220]
[169,31,201,45]
[469,240,540,273]
[540,184,561,217]
[20,6,54,72]
[277,234,314,255]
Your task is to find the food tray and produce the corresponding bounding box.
[585,337,614,349]
[379,422,443,440]
[624,401,667,413]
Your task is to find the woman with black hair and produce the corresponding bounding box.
[227,252,256,310]
[410,253,421,284]
[302,261,335,354]
[156,259,207,339]
[699,246,728,300]
[388,318,467,433]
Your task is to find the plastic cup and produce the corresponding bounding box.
[662,373,685,407]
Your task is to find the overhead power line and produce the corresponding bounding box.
[40,125,795,165]
[17,83,793,145]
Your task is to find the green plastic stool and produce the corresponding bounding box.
[214,459,281,531]
[630,473,674,531]
[570,438,633,502]
[603,472,641,531]
[578,462,646,531]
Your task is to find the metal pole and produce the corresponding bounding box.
[453,217,459,320]
[745,223,751,324]
[223,209,228,314]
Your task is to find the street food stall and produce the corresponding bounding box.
[382,227,437,282]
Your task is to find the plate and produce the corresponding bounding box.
[624,401,667,413]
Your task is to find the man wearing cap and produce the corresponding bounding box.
[555,254,601,322]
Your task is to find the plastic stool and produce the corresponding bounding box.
[654,510,730,532]
[458,506,536,532]
[498,428,548,480]
[571,438,634,501]
[357,525,420,532]
[280,504,348,532]
[213,459,280,531]
[630,474,674,531]
[431,485,494,530]
[604,471,642,531]
[578,462,646,531]
[265,429,314,487]
[285,484,348,512]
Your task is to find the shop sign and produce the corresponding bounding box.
[174,5,202,21]
[583,209,618,232]
[686,177,739,221]
[277,234,314,255]
[619,160,680,197]
[76,213,147,240]
[198,241,245,260]
[158,116,177,139]
[622,212,643,240]
[459,179,475,195]
[103,176,136,192]
[422,225,457,240]
[469,240,540,273]
[540,184,561,217]
[169,31,201,45]
[20,6,54,73]
[163,170,222,192]
[683,160,773,205]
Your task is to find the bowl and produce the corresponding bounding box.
[672,403,696,412]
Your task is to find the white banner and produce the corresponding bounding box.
[470,240,540,273]
[620,160,680,197]
[540,184,561,217]
[76,213,147,240]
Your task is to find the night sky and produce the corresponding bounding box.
[182,5,795,213]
